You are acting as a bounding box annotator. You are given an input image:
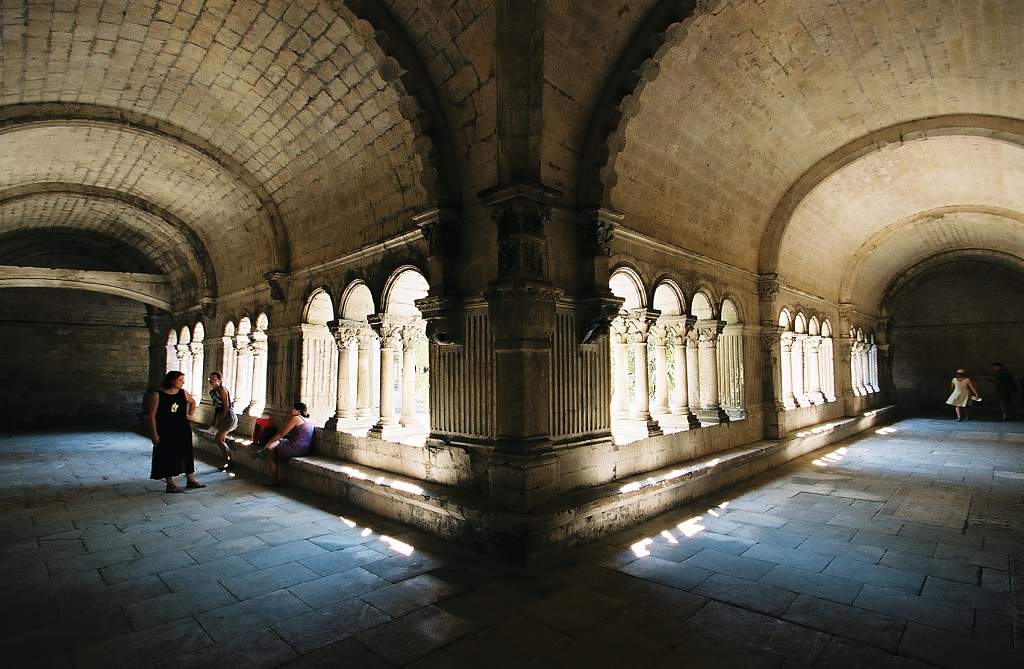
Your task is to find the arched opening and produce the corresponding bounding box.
[177,326,193,393]
[819,320,837,403]
[650,281,687,425]
[331,281,379,432]
[300,289,338,427]
[165,329,179,376]
[791,313,809,407]
[717,298,745,417]
[371,267,430,443]
[189,323,206,397]
[231,317,254,414]
[248,313,269,417]
[608,268,660,441]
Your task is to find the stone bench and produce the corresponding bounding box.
[193,405,897,560]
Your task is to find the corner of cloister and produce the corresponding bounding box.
[2,2,1024,666]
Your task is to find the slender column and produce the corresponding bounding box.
[667,318,701,429]
[189,342,205,398]
[221,336,236,398]
[610,319,630,419]
[686,329,701,416]
[869,345,879,392]
[696,320,728,424]
[176,343,193,391]
[246,331,268,416]
[791,333,809,406]
[355,329,375,418]
[851,342,865,396]
[400,324,423,427]
[369,319,402,437]
[626,310,653,421]
[805,335,825,404]
[819,337,836,402]
[232,334,253,412]
[779,332,796,409]
[326,321,357,428]
[650,324,670,414]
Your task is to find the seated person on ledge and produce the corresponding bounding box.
[253,402,314,486]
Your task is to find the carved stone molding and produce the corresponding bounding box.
[414,206,461,259]
[579,294,624,345]
[578,207,622,257]
[483,282,563,304]
[696,319,726,344]
[263,271,287,302]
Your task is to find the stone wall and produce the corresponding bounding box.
[889,260,1024,414]
[0,288,149,428]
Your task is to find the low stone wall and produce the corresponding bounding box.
[193,405,898,561]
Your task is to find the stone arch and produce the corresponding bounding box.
[0,104,290,271]
[779,308,793,330]
[758,114,1024,275]
[609,266,647,310]
[336,0,461,208]
[303,289,337,326]
[0,184,216,301]
[0,269,173,311]
[822,320,833,338]
[721,298,743,325]
[690,291,715,321]
[808,316,820,336]
[193,322,205,343]
[794,313,807,334]
[652,278,686,316]
[223,321,236,338]
[576,0,702,209]
[340,280,376,322]
[382,266,430,316]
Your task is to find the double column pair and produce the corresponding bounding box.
[779,333,826,408]
[327,318,424,435]
[611,311,729,431]
[230,330,268,415]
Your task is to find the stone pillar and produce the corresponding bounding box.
[779,332,797,409]
[325,321,358,429]
[819,337,836,402]
[717,325,744,414]
[805,335,825,404]
[368,318,402,438]
[232,334,253,413]
[650,324,670,415]
[696,320,729,424]
[869,345,879,393]
[144,313,171,390]
[610,318,631,419]
[400,324,423,427]
[791,333,808,407]
[176,342,193,391]
[851,342,865,396]
[624,308,660,436]
[686,328,701,417]
[189,341,205,398]
[246,330,268,416]
[355,329,375,419]
[669,317,701,428]
[221,334,237,399]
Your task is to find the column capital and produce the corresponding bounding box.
[367,314,403,348]
[413,206,461,259]
[695,319,726,345]
[757,273,781,301]
[624,307,658,342]
[188,341,204,355]
[327,319,362,348]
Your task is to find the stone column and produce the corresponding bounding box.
[717,325,744,413]
[246,330,268,416]
[189,341,205,398]
[650,324,670,415]
[355,329,375,419]
[869,345,879,393]
[400,324,423,427]
[669,318,701,428]
[779,332,797,409]
[696,320,729,424]
[144,313,171,390]
[625,309,658,431]
[805,335,825,404]
[176,342,193,391]
[325,321,358,429]
[686,328,701,418]
[232,334,253,413]
[610,318,630,419]
[851,341,865,396]
[369,318,402,438]
[791,333,808,406]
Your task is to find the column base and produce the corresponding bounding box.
[367,418,401,440]
[661,411,701,430]
[696,407,730,425]
[324,415,355,431]
[808,392,827,405]
[615,417,663,438]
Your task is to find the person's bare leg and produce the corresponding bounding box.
[216,429,231,468]
[955,406,963,421]
[266,448,279,485]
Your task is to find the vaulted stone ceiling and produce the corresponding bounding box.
[607,0,1024,312]
[0,0,453,300]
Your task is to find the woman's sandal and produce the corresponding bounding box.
[221,460,233,471]
[186,480,207,489]
[165,483,184,494]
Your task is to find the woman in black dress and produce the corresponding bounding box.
[147,371,206,493]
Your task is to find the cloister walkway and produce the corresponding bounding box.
[1,418,1022,668]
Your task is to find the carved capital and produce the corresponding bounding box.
[414,295,461,346]
[327,319,360,349]
[414,207,460,259]
[199,297,217,320]
[758,273,781,301]
[696,319,726,345]
[483,281,563,304]
[491,200,549,279]
[760,326,783,351]
[624,308,658,343]
[666,315,696,342]
[368,315,403,348]
[578,294,624,345]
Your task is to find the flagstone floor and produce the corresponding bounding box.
[2,417,1022,668]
